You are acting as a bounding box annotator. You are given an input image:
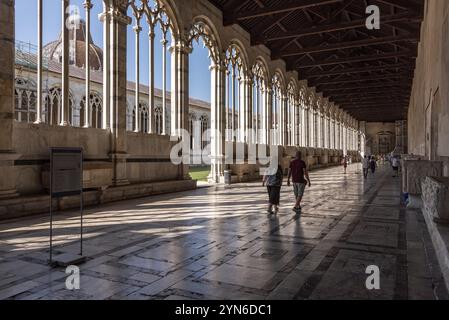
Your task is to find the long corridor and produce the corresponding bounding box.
[0,164,447,300]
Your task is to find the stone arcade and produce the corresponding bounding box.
[1,0,449,300]
[1,0,364,218]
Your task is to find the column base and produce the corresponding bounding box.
[109,152,130,187]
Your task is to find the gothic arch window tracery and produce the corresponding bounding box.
[271,73,283,146]
[80,92,103,129]
[252,61,267,144]
[155,105,163,134]
[128,0,176,134]
[187,20,221,65]
[43,86,74,126]
[225,44,245,142]
[14,77,37,123]
[199,114,209,149]
[287,81,297,146]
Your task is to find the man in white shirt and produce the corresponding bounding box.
[362,156,369,178]
[392,157,400,177]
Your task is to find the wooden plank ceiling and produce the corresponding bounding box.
[208,0,424,122]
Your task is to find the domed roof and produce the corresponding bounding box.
[43,19,103,71]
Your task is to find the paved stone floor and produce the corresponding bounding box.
[0,164,448,300]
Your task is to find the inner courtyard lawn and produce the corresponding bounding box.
[189,166,211,181]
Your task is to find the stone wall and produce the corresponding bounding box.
[408,0,449,177]
[365,122,396,155]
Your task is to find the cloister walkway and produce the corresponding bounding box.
[0,164,447,300]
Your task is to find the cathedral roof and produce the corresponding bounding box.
[43,19,103,71]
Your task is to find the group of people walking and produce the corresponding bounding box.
[261,151,402,215]
[262,151,311,215]
[362,155,378,178]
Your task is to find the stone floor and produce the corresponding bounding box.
[0,164,448,300]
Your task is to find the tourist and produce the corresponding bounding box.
[287,151,311,214]
[392,156,400,177]
[342,156,348,174]
[362,155,369,178]
[262,162,284,214]
[370,156,377,175]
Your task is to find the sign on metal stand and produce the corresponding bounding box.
[49,147,86,267]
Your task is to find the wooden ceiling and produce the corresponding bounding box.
[208,0,424,122]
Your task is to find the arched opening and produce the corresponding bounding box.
[187,19,219,179]
[225,45,245,142]
[127,0,175,135]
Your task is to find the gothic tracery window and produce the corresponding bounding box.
[271,74,283,145]
[225,44,245,142]
[14,77,37,123]
[287,81,297,146]
[252,61,267,144]
[80,92,103,129]
[128,0,174,135]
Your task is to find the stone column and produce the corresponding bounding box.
[0,0,19,199]
[209,62,226,183]
[60,0,70,126]
[242,76,252,144]
[238,75,252,143]
[106,3,131,186]
[171,39,191,179]
[265,87,273,145]
[99,2,110,129]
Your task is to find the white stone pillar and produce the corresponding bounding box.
[265,87,273,145]
[281,95,287,146]
[242,76,251,143]
[209,62,226,183]
[161,36,168,135]
[83,0,93,128]
[133,24,141,133]
[100,3,110,129]
[35,0,43,124]
[60,0,70,126]
[149,29,156,134]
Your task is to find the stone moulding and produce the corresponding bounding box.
[422,176,449,225]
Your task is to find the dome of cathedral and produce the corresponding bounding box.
[43,19,103,71]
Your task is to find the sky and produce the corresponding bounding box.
[14,0,212,102]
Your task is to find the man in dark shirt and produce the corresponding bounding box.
[287,151,311,213]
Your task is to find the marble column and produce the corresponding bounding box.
[106,4,131,186]
[209,62,226,183]
[170,39,191,179]
[0,0,19,198]
[60,0,70,126]
[83,0,93,128]
[242,76,252,144]
[265,87,273,145]
[100,2,110,129]
[281,95,288,146]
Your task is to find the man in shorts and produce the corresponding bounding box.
[287,151,311,213]
[392,156,400,177]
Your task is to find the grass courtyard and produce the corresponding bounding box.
[189,166,211,181]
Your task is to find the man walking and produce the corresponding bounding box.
[362,155,369,179]
[287,151,311,214]
[392,156,400,177]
